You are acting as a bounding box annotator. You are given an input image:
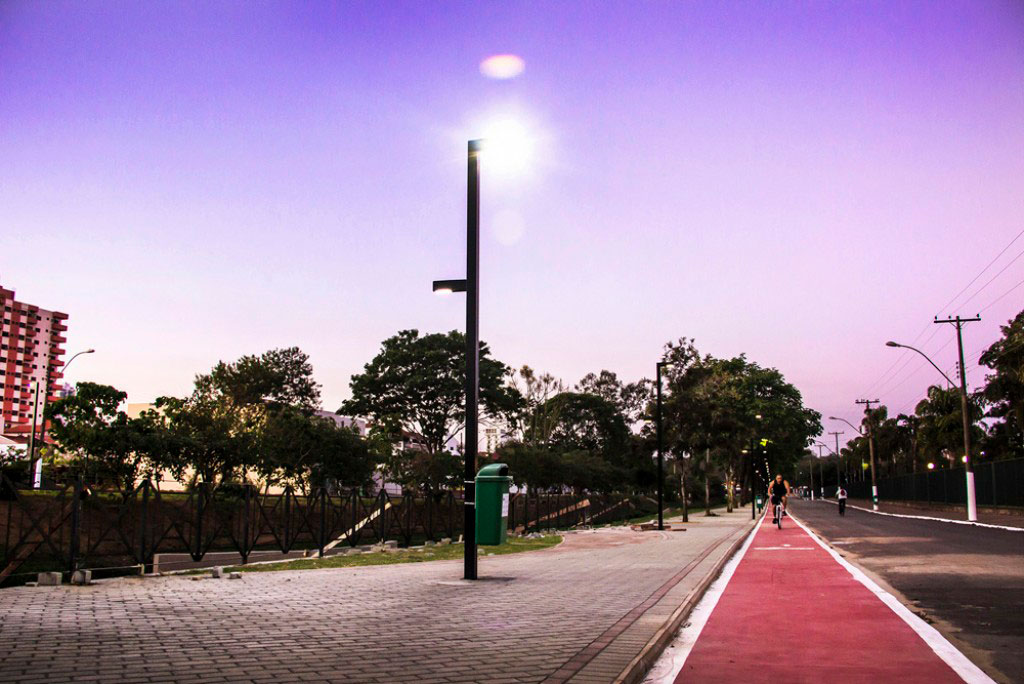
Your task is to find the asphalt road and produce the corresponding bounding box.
[790,499,1024,684]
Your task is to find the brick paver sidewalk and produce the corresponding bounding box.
[0,510,753,684]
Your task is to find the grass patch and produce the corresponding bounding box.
[221,535,562,573]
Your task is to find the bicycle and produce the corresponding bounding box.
[774,501,784,529]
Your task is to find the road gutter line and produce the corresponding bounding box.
[640,513,766,683]
[816,498,1023,533]
[789,512,996,684]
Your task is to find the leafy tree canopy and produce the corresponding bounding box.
[340,329,523,454]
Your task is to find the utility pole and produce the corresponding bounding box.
[830,431,844,492]
[855,399,880,510]
[935,315,981,522]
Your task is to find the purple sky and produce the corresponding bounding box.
[3,1,1023,449]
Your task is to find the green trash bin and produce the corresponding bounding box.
[475,463,511,546]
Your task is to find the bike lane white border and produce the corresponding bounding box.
[790,512,995,684]
[642,514,765,683]
[646,510,994,684]
[819,498,1023,532]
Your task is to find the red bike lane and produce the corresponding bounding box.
[674,514,970,683]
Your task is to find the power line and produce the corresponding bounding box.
[979,275,1024,315]
[934,227,1024,315]
[859,227,1024,397]
[954,245,1024,312]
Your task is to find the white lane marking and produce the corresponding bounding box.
[642,515,765,683]
[818,498,1023,533]
[790,513,996,684]
[752,546,814,550]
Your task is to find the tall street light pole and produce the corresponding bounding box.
[432,139,482,580]
[888,318,980,522]
[655,360,674,530]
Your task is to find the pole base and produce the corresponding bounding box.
[965,470,978,522]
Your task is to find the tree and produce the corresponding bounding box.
[576,370,653,426]
[45,382,156,489]
[509,366,565,446]
[156,346,329,488]
[541,392,630,455]
[658,338,821,510]
[256,408,373,493]
[915,385,984,467]
[341,330,523,455]
[978,309,1024,459]
[201,347,321,411]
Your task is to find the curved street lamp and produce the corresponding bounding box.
[30,348,95,489]
[886,339,977,521]
[828,416,863,435]
[885,341,954,387]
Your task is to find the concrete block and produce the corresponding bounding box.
[439,538,451,545]
[383,540,398,549]
[210,566,224,578]
[423,540,435,547]
[37,572,61,586]
[228,572,242,580]
[71,569,92,586]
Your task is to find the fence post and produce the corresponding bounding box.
[241,485,251,564]
[426,487,434,542]
[283,487,293,552]
[319,488,328,559]
[138,481,150,573]
[194,485,205,561]
[991,461,997,507]
[404,491,412,547]
[68,476,83,574]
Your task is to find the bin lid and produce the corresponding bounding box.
[476,463,510,480]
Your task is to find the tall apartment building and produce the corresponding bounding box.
[0,282,68,442]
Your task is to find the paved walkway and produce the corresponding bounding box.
[650,511,989,683]
[0,510,753,684]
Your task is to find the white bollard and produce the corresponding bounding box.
[966,471,978,522]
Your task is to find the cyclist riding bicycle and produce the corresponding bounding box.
[769,474,790,525]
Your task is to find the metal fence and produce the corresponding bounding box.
[0,476,651,586]
[847,458,1024,508]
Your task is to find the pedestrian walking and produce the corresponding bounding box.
[837,484,847,516]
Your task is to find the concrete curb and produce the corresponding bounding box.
[612,517,759,684]
[820,498,1024,532]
